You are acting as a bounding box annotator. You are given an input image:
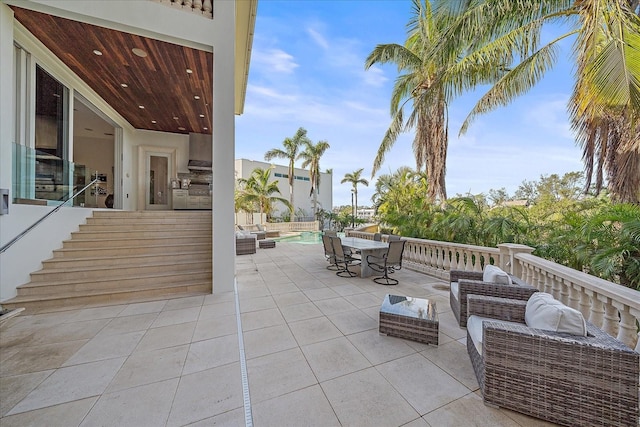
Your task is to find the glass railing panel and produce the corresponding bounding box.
[11,142,91,206]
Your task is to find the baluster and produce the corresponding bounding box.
[203,0,213,14]
[551,276,562,300]
[193,0,203,11]
[183,0,193,9]
[602,301,619,337]
[559,280,570,305]
[567,284,580,310]
[578,290,591,319]
[533,268,544,291]
[543,273,553,294]
[614,307,637,349]
[473,251,482,272]
[442,247,451,272]
[588,296,605,329]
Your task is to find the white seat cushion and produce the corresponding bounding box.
[483,265,512,285]
[525,292,587,336]
[467,315,523,356]
[450,281,459,302]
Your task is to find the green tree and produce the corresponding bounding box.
[264,127,310,218]
[341,168,369,223]
[298,139,330,217]
[366,0,506,203]
[433,1,640,202]
[237,167,292,222]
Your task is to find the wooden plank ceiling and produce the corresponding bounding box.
[12,6,213,135]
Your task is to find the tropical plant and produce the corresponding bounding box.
[365,0,506,203]
[237,167,292,222]
[432,0,640,202]
[298,139,330,217]
[264,127,311,218]
[341,168,369,223]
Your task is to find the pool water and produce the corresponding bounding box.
[273,231,323,244]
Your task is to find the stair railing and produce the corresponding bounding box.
[0,177,100,254]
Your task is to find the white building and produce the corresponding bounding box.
[0,0,257,300]
[235,159,332,220]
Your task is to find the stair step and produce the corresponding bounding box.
[42,251,211,269]
[79,223,211,232]
[2,281,212,312]
[86,217,212,225]
[17,270,212,295]
[53,243,211,258]
[30,259,212,282]
[71,229,210,240]
[92,210,212,218]
[62,236,211,248]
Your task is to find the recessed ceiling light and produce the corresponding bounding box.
[186,68,193,74]
[93,49,103,56]
[199,114,205,118]
[173,116,179,120]
[151,120,157,124]
[178,127,186,131]
[203,127,208,130]
[194,95,200,100]
[139,105,145,109]
[132,48,147,58]
[120,83,128,88]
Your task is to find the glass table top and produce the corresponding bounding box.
[380,294,437,321]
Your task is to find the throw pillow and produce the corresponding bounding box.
[482,264,512,285]
[525,292,587,336]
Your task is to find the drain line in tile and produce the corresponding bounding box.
[234,278,254,427]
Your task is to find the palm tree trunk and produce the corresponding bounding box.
[355,188,358,223]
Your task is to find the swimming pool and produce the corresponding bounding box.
[272,231,324,244]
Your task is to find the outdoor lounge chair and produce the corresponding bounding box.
[366,239,406,285]
[466,293,639,427]
[330,236,360,277]
[449,267,538,327]
[322,234,338,271]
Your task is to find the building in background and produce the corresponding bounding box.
[235,159,332,220]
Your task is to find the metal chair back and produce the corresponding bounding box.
[385,240,406,265]
[387,234,401,242]
[373,233,382,241]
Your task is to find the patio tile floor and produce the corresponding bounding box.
[0,242,558,426]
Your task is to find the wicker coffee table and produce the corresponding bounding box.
[379,294,438,345]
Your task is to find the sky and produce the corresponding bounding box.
[235,0,584,209]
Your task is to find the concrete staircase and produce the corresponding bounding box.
[1,210,212,312]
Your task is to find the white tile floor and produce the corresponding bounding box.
[0,242,558,426]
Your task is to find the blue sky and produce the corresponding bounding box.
[235,0,584,208]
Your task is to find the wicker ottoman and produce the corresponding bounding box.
[379,294,438,345]
[259,239,276,249]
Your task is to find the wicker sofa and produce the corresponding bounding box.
[449,269,538,327]
[235,234,256,255]
[238,224,266,240]
[466,294,639,427]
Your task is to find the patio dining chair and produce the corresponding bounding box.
[387,234,401,242]
[373,232,382,241]
[322,234,338,271]
[330,236,360,277]
[366,239,406,285]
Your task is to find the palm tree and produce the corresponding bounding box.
[341,168,369,223]
[298,139,330,217]
[264,127,310,218]
[365,0,504,203]
[432,1,640,202]
[237,167,292,222]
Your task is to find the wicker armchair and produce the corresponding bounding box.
[466,294,639,427]
[235,235,256,255]
[449,269,538,327]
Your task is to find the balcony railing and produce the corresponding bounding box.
[151,0,213,18]
[265,221,319,233]
[346,230,640,352]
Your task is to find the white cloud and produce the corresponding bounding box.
[251,48,299,74]
[362,65,388,87]
[307,27,329,50]
[524,95,574,139]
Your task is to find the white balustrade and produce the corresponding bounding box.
[150,0,213,18]
[342,231,640,350]
[265,221,319,233]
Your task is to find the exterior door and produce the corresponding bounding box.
[138,146,175,210]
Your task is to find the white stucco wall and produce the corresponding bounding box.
[0,205,97,301]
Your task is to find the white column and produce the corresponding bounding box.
[211,0,235,293]
[0,4,13,194]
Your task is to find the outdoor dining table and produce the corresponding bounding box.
[340,236,389,278]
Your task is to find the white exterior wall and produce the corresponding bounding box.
[235,159,333,219]
[0,0,238,298]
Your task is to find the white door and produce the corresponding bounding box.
[144,152,173,210]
